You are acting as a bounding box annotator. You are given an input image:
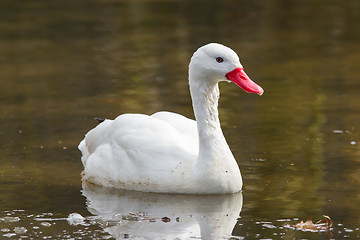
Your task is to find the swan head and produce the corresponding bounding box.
[189,43,264,95]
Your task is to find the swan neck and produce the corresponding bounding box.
[189,74,228,154]
[188,73,242,194]
[190,81,221,132]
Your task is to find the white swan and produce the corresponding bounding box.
[79,43,264,194]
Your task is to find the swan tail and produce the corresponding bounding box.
[94,117,105,124]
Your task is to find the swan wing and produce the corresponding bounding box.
[79,112,199,191]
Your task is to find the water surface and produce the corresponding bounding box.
[0,0,359,239]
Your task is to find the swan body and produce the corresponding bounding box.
[79,43,264,194]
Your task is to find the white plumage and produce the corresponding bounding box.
[79,43,263,194]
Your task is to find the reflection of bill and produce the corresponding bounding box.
[82,181,243,240]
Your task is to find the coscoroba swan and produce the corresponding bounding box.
[79,43,264,194]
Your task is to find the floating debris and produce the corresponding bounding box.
[284,215,333,232]
[14,226,27,234]
[129,212,155,221]
[128,212,178,223]
[276,219,291,222]
[252,158,266,162]
[1,217,20,222]
[161,217,171,223]
[40,222,52,227]
[333,130,344,134]
[262,223,276,229]
[3,233,16,238]
[67,213,85,226]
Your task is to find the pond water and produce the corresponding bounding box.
[1,0,359,239]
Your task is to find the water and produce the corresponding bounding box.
[1,0,359,239]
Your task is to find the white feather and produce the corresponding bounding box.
[79,43,261,194]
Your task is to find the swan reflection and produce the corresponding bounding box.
[82,181,243,239]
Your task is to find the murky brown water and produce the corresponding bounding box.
[1,0,359,239]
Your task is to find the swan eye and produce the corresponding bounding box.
[216,57,224,63]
